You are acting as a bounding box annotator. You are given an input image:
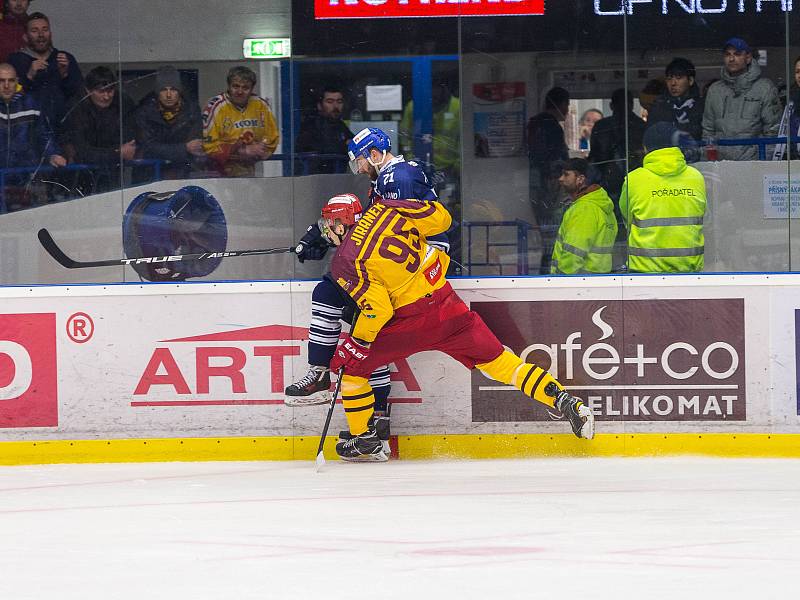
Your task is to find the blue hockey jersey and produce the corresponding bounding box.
[373,155,449,252]
[375,156,438,202]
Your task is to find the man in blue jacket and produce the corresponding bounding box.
[1,62,65,168]
[7,12,83,131]
[1,62,65,210]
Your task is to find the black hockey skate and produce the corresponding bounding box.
[339,414,391,455]
[284,366,331,407]
[335,424,388,463]
[545,382,595,440]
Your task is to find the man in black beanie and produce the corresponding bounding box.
[135,65,204,179]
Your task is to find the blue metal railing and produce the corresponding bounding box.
[269,152,350,176]
[0,159,165,213]
[694,136,797,161]
[464,219,533,276]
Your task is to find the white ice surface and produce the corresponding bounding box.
[1,458,798,599]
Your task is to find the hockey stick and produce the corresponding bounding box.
[38,228,294,269]
[315,367,345,472]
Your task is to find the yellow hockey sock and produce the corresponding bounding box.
[476,349,562,408]
[341,375,375,435]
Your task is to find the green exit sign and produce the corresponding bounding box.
[243,38,291,59]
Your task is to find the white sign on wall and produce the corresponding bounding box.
[763,174,800,218]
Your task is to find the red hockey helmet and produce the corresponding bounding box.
[319,193,363,245]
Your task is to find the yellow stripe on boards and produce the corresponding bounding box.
[2,433,799,465]
[396,434,800,459]
[0,436,332,465]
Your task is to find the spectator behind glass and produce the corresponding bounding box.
[589,87,646,202]
[647,58,704,141]
[551,158,617,275]
[783,56,800,159]
[527,86,570,274]
[620,122,706,273]
[399,78,461,180]
[702,37,782,160]
[7,11,82,132]
[202,66,279,177]
[294,85,354,175]
[1,62,65,210]
[135,66,204,179]
[0,0,30,62]
[638,79,666,121]
[62,66,136,194]
[578,108,603,152]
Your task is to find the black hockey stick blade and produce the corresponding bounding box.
[315,367,345,472]
[38,228,294,269]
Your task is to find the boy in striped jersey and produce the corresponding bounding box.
[323,192,594,462]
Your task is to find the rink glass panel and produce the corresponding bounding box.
[3,3,800,284]
[620,5,796,274]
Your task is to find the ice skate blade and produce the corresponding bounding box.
[339,450,389,463]
[284,392,332,407]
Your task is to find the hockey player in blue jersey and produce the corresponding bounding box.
[284,128,450,448]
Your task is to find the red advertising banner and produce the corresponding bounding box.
[0,313,58,428]
[315,0,545,19]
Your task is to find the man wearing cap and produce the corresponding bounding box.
[702,37,781,161]
[135,66,204,179]
[551,158,617,275]
[648,57,704,141]
[620,122,707,273]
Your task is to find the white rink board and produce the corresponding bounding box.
[1,274,799,441]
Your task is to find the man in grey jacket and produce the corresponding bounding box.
[702,37,782,161]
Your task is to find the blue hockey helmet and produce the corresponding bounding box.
[347,127,391,173]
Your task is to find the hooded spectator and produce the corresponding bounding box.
[620,122,707,273]
[135,66,204,179]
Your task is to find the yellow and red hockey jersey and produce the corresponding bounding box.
[202,93,279,177]
[330,198,452,343]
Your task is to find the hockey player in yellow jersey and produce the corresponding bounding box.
[202,66,279,177]
[321,186,594,462]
